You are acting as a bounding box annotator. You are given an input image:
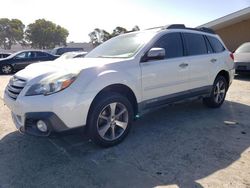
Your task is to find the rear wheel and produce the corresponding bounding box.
[1,64,13,74]
[203,76,228,108]
[87,92,133,147]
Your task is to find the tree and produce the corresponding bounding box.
[89,25,140,47]
[89,28,111,47]
[111,26,127,37]
[131,25,140,32]
[25,19,69,49]
[0,18,25,49]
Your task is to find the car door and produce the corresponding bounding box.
[140,32,190,108]
[13,52,34,70]
[182,32,212,92]
[35,51,50,62]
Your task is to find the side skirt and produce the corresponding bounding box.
[137,85,212,117]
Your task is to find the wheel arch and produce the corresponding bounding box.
[216,70,230,89]
[87,84,138,123]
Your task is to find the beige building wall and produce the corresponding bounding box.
[215,19,250,52]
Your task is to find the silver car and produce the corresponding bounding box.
[234,42,250,74]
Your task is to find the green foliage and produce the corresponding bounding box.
[111,26,127,37]
[25,19,69,49]
[89,25,140,47]
[131,25,140,32]
[89,28,111,47]
[0,18,25,49]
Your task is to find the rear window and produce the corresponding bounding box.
[183,33,207,56]
[207,36,225,53]
[36,52,48,57]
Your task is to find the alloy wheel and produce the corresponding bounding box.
[97,102,128,141]
[2,65,12,74]
[214,80,226,104]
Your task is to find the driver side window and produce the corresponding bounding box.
[153,33,184,59]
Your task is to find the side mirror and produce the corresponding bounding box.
[145,48,165,61]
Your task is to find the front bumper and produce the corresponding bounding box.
[235,62,250,73]
[4,87,95,136]
[12,112,69,136]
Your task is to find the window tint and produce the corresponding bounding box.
[15,52,26,59]
[27,52,36,58]
[36,52,48,57]
[204,36,214,54]
[207,36,225,53]
[183,33,207,56]
[153,33,183,58]
[57,49,65,55]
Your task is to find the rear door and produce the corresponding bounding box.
[141,32,190,107]
[182,32,213,91]
[206,35,228,83]
[35,51,51,62]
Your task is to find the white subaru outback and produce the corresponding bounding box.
[4,24,235,147]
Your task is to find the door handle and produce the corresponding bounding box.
[210,58,217,63]
[179,63,188,68]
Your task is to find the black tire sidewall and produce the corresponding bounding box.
[206,76,228,107]
[87,92,134,147]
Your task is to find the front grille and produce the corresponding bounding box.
[7,76,27,100]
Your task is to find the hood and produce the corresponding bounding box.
[15,57,127,80]
[234,52,250,63]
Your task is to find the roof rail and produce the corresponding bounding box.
[166,24,216,34]
[146,24,216,34]
[165,24,186,29]
[196,27,215,34]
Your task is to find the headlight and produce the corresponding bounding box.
[26,73,78,96]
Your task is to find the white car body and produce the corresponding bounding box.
[4,26,235,144]
[234,42,250,73]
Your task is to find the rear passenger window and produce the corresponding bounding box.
[36,52,48,57]
[204,36,214,54]
[207,36,225,53]
[183,33,207,56]
[153,33,183,59]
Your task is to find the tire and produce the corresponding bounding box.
[203,75,228,108]
[87,92,134,147]
[1,64,13,74]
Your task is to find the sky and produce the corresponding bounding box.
[0,0,249,42]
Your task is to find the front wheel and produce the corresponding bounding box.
[203,76,228,108]
[87,92,133,147]
[1,64,13,74]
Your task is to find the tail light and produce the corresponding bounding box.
[230,53,234,61]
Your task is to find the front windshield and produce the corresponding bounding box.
[235,42,250,53]
[86,31,156,58]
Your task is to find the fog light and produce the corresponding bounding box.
[37,120,48,132]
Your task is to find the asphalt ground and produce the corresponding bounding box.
[0,74,250,188]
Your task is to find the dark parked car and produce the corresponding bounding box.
[0,53,11,59]
[0,50,58,74]
[50,47,84,56]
